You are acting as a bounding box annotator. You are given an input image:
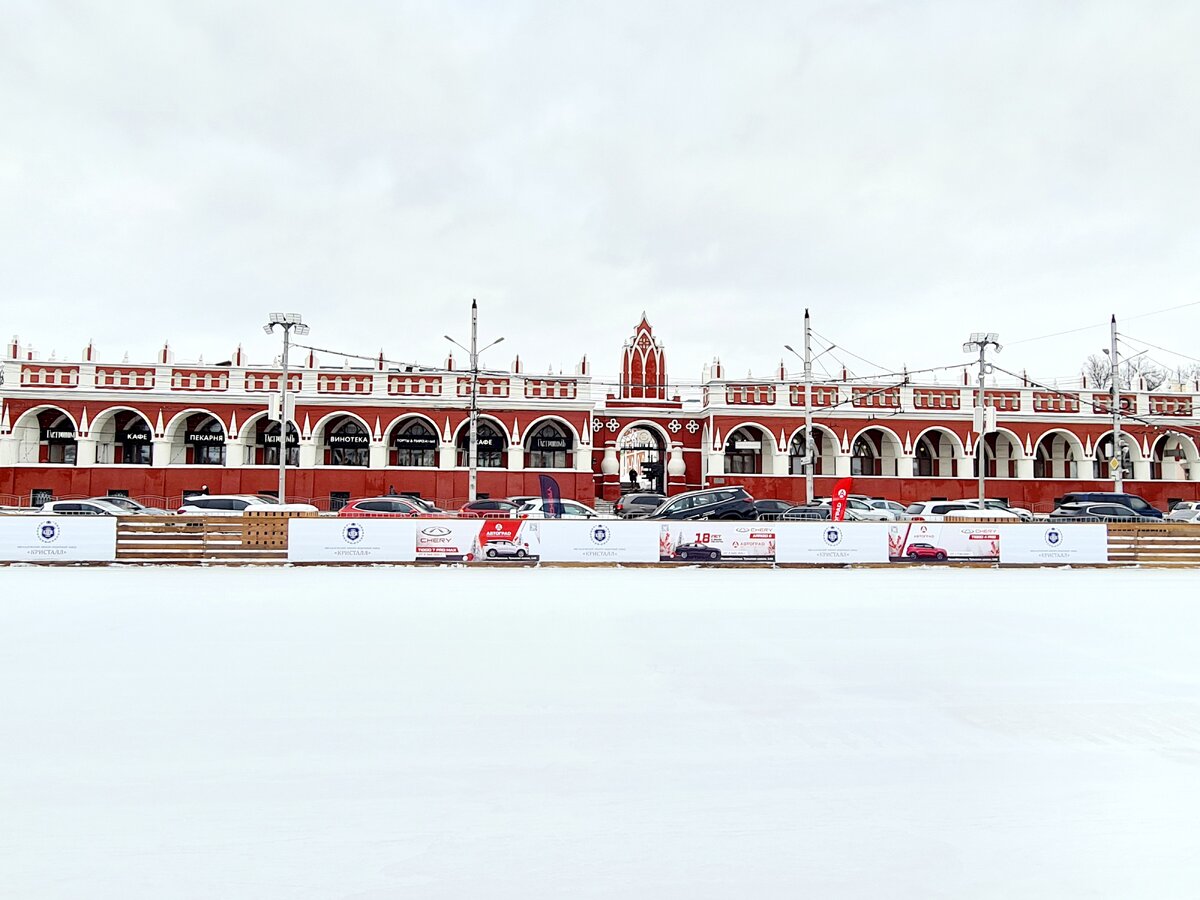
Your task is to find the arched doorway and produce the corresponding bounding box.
[323,415,370,467]
[456,419,507,468]
[256,419,300,467]
[167,412,226,465]
[12,407,78,464]
[724,425,772,475]
[618,425,666,493]
[850,428,901,477]
[91,409,153,465]
[1033,430,1083,479]
[389,417,439,467]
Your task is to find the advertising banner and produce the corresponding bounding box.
[998,524,1108,564]
[887,522,1001,562]
[0,516,116,562]
[775,522,890,563]
[415,518,540,562]
[289,518,417,562]
[540,520,659,563]
[659,522,776,562]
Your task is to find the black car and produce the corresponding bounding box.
[1049,502,1160,523]
[672,542,722,561]
[616,492,666,519]
[752,499,794,519]
[646,487,756,520]
[1059,492,1161,519]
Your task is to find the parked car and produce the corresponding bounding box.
[177,494,319,515]
[903,501,1021,522]
[752,499,795,519]
[516,498,604,519]
[868,499,908,517]
[39,499,133,516]
[672,542,722,561]
[87,496,168,515]
[955,498,1034,521]
[1049,502,1160,523]
[506,496,540,508]
[779,504,864,521]
[1059,492,1162,519]
[904,542,948,561]
[647,487,757,520]
[1167,501,1200,523]
[458,499,520,518]
[338,497,430,518]
[403,496,445,514]
[615,492,666,519]
[812,497,894,521]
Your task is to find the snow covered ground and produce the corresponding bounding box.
[3,566,1200,899]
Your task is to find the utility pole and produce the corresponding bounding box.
[446,300,503,503]
[803,309,814,505]
[1110,314,1123,492]
[263,313,308,504]
[963,332,1002,506]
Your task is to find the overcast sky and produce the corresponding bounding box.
[3,0,1199,391]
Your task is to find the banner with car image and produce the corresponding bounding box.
[415,518,540,562]
[775,522,890,563]
[887,522,1000,562]
[0,516,116,562]
[289,518,416,562]
[659,522,776,562]
[539,520,659,563]
[998,524,1107,564]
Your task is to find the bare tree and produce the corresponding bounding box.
[1082,353,1167,390]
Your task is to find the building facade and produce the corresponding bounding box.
[2,320,1199,512]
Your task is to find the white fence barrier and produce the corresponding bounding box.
[0,516,117,562]
[289,518,417,562]
[998,523,1109,564]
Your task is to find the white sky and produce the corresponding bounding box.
[2,1,1199,389]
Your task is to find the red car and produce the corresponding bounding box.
[905,542,948,561]
[338,497,429,518]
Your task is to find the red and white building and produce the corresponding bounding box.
[2,318,1199,511]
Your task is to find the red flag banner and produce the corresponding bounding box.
[830,477,853,522]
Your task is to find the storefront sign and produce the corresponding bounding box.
[185,431,225,444]
[395,433,438,448]
[117,429,151,444]
[0,517,116,562]
[328,433,370,447]
[540,520,658,562]
[998,524,1108,564]
[468,434,506,451]
[529,435,570,451]
[259,432,300,447]
[40,428,76,443]
[288,519,416,562]
[776,523,890,563]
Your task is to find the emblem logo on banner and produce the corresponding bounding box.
[37,521,60,544]
[589,524,612,546]
[342,523,364,544]
[421,526,451,537]
[823,525,843,547]
[1044,527,1062,548]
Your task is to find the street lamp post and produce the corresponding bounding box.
[263,313,309,504]
[783,309,815,505]
[446,300,503,503]
[962,332,1001,507]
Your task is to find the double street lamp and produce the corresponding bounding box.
[263,313,309,503]
[963,332,1001,506]
[446,300,503,502]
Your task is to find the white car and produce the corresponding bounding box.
[1168,502,1200,523]
[813,497,895,521]
[903,500,1022,522]
[482,539,534,559]
[516,498,605,519]
[868,499,908,517]
[176,494,318,515]
[39,499,134,517]
[955,498,1034,522]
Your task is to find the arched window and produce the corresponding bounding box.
[851,436,879,477]
[526,422,572,469]
[457,421,505,468]
[185,415,226,465]
[261,422,300,467]
[393,419,438,467]
[788,431,827,476]
[724,427,763,474]
[116,413,153,465]
[39,410,77,465]
[328,417,370,467]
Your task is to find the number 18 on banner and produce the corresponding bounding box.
[830,477,853,522]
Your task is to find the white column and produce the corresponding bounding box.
[151,439,170,467]
[895,455,914,478]
[507,444,524,471]
[439,443,456,469]
[1015,457,1034,480]
[369,443,388,468]
[298,441,318,468]
[834,454,851,478]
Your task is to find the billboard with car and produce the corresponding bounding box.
[659,522,776,562]
[887,522,1000,562]
[414,519,540,562]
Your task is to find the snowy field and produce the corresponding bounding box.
[4,567,1200,899]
